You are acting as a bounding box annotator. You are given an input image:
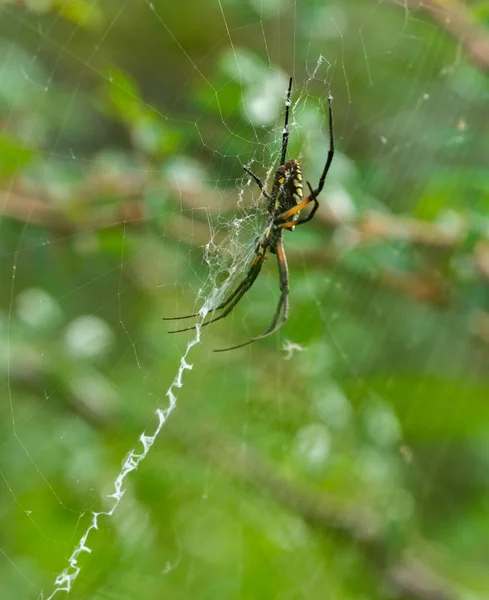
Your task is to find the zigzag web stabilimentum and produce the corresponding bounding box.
[43,327,200,598]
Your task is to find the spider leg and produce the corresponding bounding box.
[163,255,257,322]
[243,167,271,201]
[214,238,289,352]
[244,76,293,206]
[278,95,334,228]
[280,77,293,166]
[308,95,334,199]
[276,182,319,228]
[163,310,200,322]
[167,250,267,334]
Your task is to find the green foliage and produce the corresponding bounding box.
[0,133,36,178]
[1,1,489,599]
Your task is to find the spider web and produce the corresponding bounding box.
[0,1,488,599]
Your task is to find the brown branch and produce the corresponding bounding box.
[9,179,489,341]
[193,429,459,600]
[0,186,455,309]
[1,171,466,249]
[0,190,71,230]
[355,210,462,249]
[391,0,489,71]
[294,247,452,307]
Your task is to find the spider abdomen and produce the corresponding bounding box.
[274,159,303,230]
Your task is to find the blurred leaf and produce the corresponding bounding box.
[99,67,180,157]
[132,113,182,156]
[54,0,104,30]
[100,66,145,123]
[218,47,268,84]
[0,134,35,178]
[472,1,489,24]
[346,376,489,440]
[0,40,46,110]
[18,0,104,29]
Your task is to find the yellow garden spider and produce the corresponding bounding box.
[164,77,334,352]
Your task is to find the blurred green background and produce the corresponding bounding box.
[1,0,489,598]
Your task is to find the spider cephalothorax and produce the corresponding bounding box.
[165,78,334,352]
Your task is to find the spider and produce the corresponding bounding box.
[164,77,334,352]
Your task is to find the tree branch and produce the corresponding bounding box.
[390,0,489,71]
[193,429,459,600]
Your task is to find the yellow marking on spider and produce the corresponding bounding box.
[277,197,312,220]
[278,220,297,230]
[278,176,285,184]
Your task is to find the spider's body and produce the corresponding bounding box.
[271,159,304,230]
[164,78,334,352]
[260,160,303,257]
